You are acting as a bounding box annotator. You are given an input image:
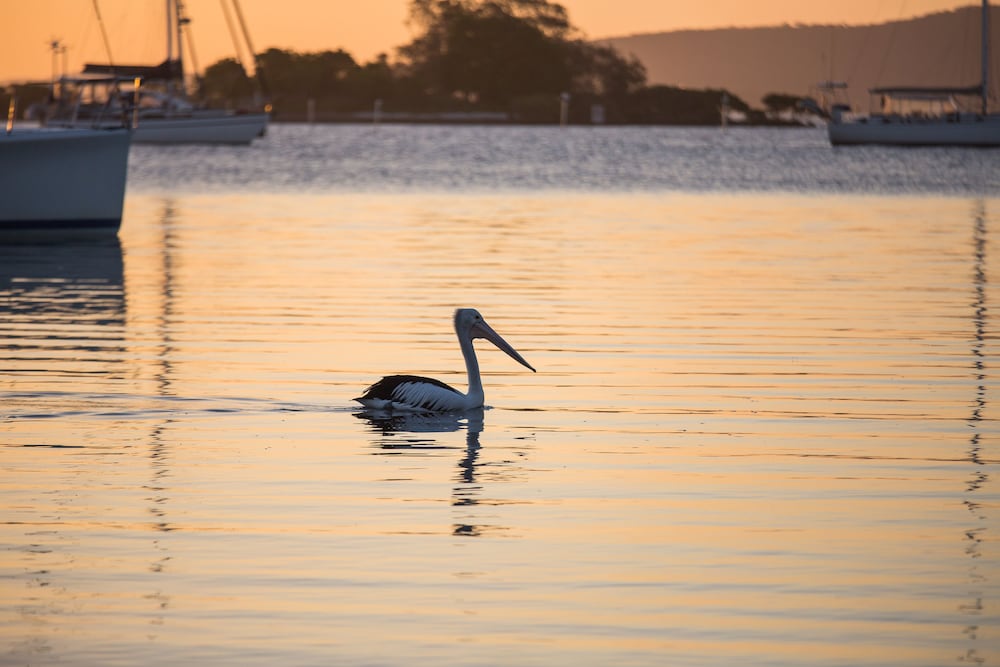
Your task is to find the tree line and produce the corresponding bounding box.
[198,0,773,124]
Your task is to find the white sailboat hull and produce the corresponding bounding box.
[0,128,131,234]
[131,111,268,144]
[49,111,268,145]
[829,114,1000,147]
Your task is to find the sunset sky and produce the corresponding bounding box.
[2,0,974,83]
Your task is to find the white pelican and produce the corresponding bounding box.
[355,308,535,412]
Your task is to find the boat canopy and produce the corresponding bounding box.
[83,59,181,81]
[59,74,138,85]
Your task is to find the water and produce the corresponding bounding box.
[2,125,999,666]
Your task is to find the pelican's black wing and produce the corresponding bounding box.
[359,375,460,401]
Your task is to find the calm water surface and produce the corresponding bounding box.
[2,125,1000,666]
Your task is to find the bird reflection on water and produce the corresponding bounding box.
[356,407,484,437]
[357,408,516,537]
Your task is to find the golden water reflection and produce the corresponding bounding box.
[0,191,997,666]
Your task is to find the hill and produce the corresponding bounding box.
[600,5,1000,110]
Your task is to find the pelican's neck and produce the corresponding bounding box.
[459,331,484,405]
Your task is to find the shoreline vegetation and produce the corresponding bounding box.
[4,0,817,127]
[253,86,811,126]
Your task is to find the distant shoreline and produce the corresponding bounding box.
[269,111,811,127]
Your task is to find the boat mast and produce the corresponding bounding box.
[175,0,186,92]
[165,0,175,100]
[165,0,173,69]
[983,0,990,115]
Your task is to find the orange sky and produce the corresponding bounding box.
[2,0,974,83]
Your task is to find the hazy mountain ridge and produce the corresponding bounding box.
[600,5,1000,110]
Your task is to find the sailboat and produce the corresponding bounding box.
[828,0,1000,147]
[44,0,268,145]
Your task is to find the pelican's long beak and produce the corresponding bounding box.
[472,319,536,372]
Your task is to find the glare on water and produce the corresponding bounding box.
[1,125,999,666]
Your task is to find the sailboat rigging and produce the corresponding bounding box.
[43,0,269,145]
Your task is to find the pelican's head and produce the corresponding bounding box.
[455,308,536,372]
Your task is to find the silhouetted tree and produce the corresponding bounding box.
[398,0,643,108]
[198,58,254,105]
[254,48,300,97]
[568,42,645,98]
[351,54,397,102]
[254,48,359,98]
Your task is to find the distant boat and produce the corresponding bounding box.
[828,0,1000,147]
[0,126,131,236]
[47,73,268,145]
[43,0,268,145]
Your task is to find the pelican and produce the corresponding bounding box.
[355,308,535,412]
